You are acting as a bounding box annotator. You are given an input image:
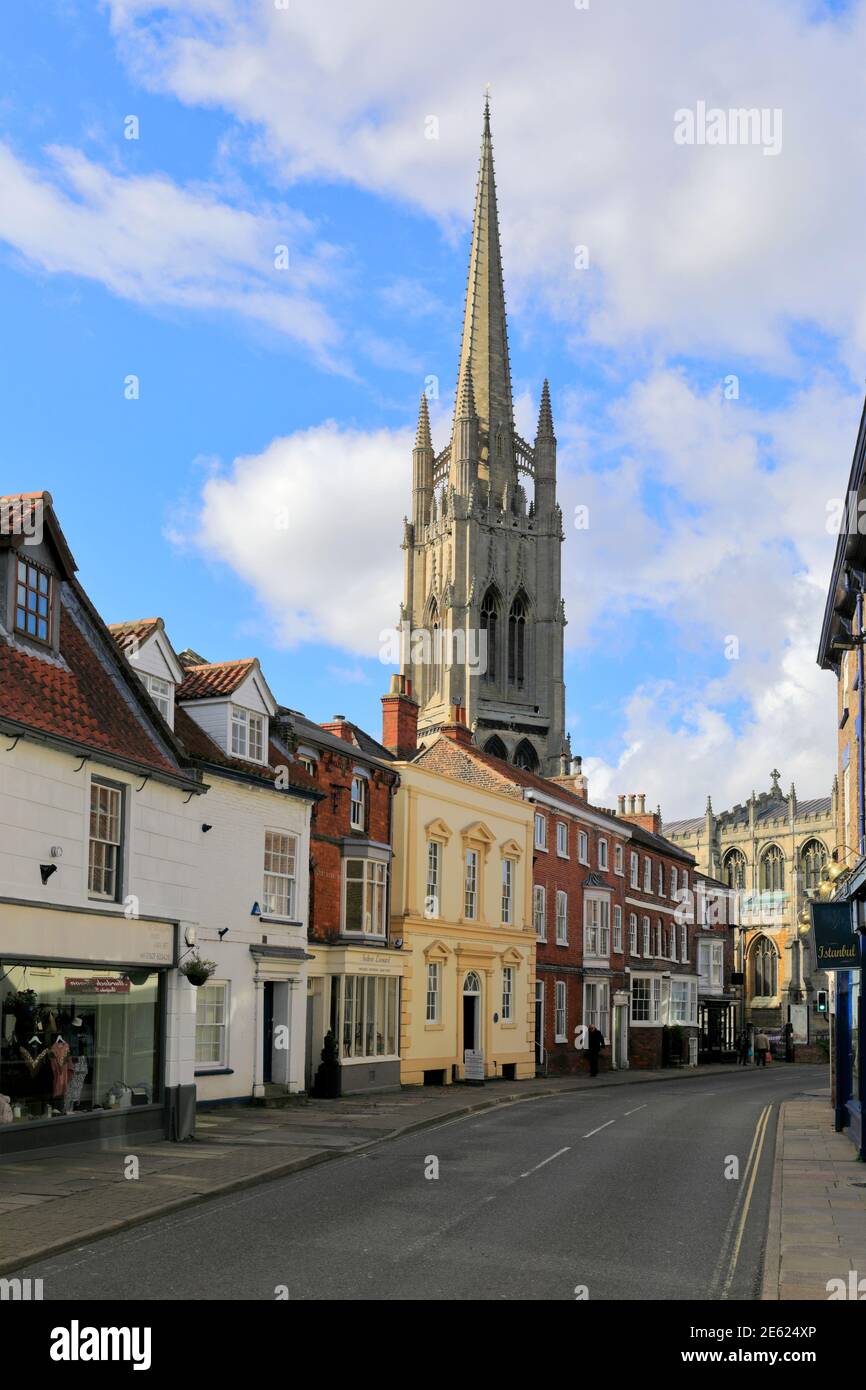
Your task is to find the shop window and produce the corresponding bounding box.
[338,975,399,1059]
[0,963,160,1123]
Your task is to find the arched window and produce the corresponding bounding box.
[801,839,827,892]
[751,936,778,998]
[480,589,498,684]
[508,594,527,687]
[761,845,785,893]
[723,849,746,891]
[513,739,539,773]
[429,600,441,699]
[484,736,508,761]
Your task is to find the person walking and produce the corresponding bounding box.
[587,1023,605,1077]
[754,1029,769,1066]
[737,1030,750,1066]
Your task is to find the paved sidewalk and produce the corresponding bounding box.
[0,1063,743,1274]
[762,1089,866,1300]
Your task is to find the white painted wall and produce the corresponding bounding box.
[190,771,312,1101]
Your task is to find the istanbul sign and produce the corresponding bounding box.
[810,902,860,971]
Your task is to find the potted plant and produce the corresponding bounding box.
[179,953,216,987]
[312,1030,341,1099]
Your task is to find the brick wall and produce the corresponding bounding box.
[308,749,395,941]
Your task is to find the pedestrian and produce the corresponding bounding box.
[737,1030,750,1066]
[754,1029,769,1066]
[587,1023,605,1077]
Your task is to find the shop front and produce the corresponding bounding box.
[305,944,404,1095]
[813,892,865,1157]
[0,902,181,1156]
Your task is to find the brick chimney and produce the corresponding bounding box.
[440,702,472,748]
[618,791,662,834]
[319,714,355,743]
[381,674,419,759]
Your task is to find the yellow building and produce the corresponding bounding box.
[391,724,536,1085]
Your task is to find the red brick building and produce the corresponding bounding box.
[278,705,403,1094]
[615,796,701,1068]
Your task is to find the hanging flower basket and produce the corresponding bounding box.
[179,954,216,987]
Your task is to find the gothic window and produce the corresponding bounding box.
[480,589,498,684]
[761,845,785,893]
[508,594,527,687]
[484,736,508,761]
[751,935,778,998]
[723,849,746,891]
[429,600,441,700]
[513,739,539,773]
[801,839,827,892]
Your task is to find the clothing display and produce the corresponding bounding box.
[1,966,159,1128]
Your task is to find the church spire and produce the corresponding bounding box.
[452,96,515,498]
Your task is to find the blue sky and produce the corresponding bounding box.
[2,0,864,815]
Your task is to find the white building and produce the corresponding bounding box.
[0,494,204,1155]
[111,622,319,1103]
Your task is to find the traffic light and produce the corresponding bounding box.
[816,990,828,1014]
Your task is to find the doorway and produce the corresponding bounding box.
[263,981,274,1084]
[463,970,481,1053]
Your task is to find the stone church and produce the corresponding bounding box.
[663,772,837,1040]
[399,100,569,775]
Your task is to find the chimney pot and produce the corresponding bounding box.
[617,795,625,815]
[638,793,646,814]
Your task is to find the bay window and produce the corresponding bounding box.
[344,858,387,936]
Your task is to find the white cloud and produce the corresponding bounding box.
[106,0,866,364]
[188,421,410,653]
[0,141,342,360]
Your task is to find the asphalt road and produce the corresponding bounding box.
[15,1066,825,1301]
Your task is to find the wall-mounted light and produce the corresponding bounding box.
[393,937,404,950]
[251,902,262,917]
[39,864,57,885]
[184,926,197,948]
[202,824,213,833]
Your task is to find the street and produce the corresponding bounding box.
[15,1066,825,1301]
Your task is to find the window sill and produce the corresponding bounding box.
[555,939,569,948]
[535,845,548,854]
[195,1067,234,1077]
[424,1023,445,1032]
[556,851,569,860]
[554,1035,568,1044]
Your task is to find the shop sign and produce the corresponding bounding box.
[811,902,860,971]
[65,976,130,994]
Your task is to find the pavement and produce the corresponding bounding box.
[762,1087,866,1300]
[0,1062,747,1276]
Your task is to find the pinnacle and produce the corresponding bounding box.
[415,391,432,450]
[536,378,554,438]
[456,361,477,419]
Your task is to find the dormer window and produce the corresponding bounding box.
[231,706,265,762]
[145,674,173,723]
[15,557,53,644]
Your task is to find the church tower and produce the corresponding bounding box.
[399,98,567,774]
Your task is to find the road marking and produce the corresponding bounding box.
[708,1102,772,1299]
[721,1103,772,1298]
[583,1119,617,1138]
[623,1105,646,1117]
[520,1146,571,1177]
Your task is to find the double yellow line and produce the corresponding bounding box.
[716,1103,773,1299]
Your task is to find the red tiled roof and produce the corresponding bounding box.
[0,602,181,777]
[108,619,162,654]
[177,659,256,701]
[173,706,319,794]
